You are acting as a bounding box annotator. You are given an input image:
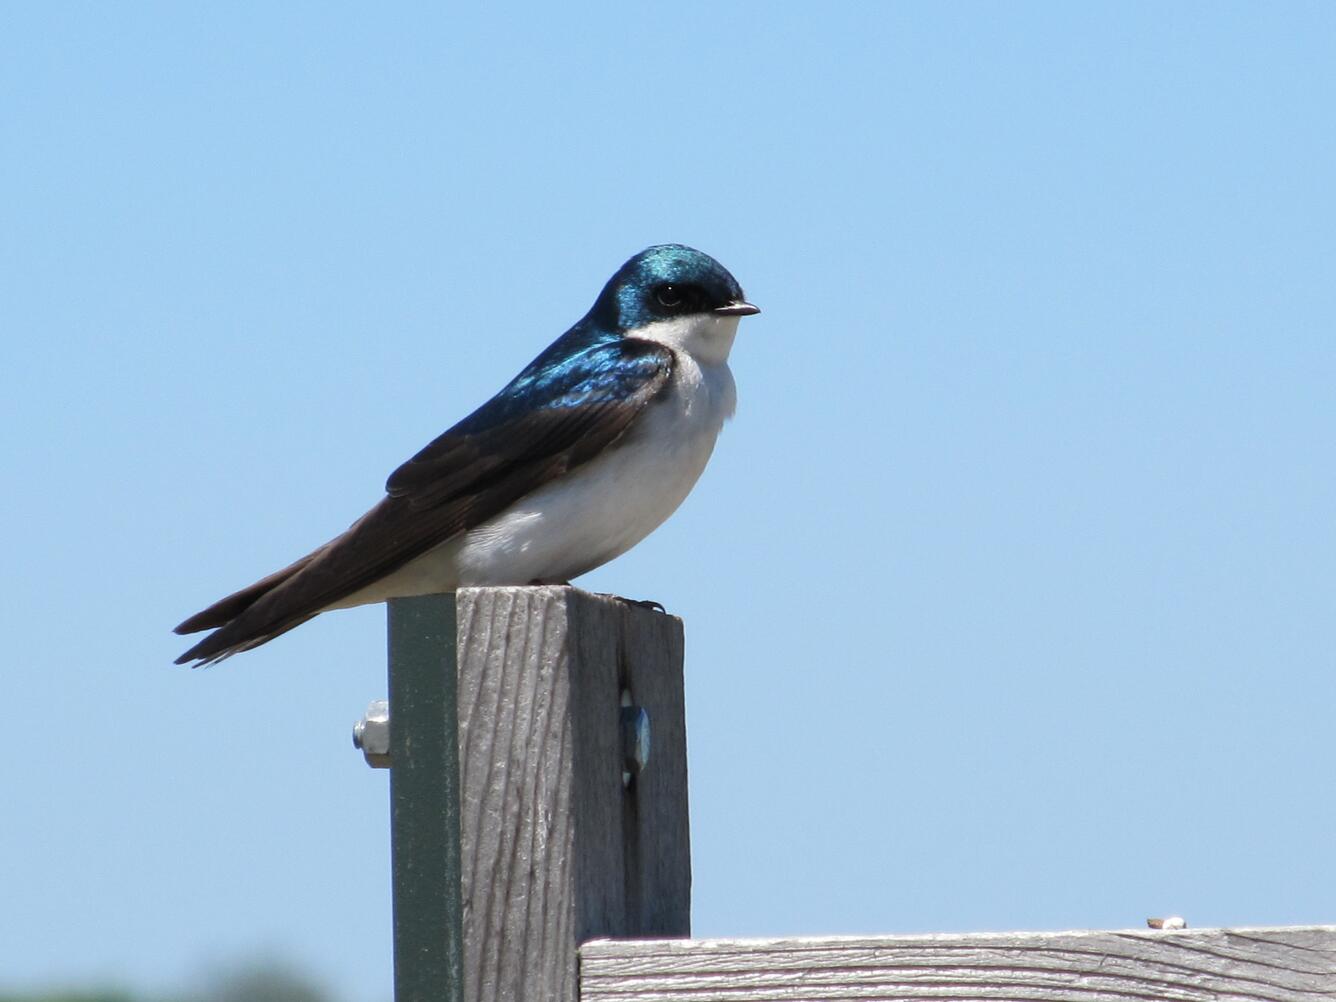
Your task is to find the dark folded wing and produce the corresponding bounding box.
[175,337,674,664]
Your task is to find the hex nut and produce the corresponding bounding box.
[353,698,391,769]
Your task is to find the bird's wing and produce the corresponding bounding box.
[174,338,674,665]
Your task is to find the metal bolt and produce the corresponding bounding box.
[620,689,651,788]
[353,698,391,769]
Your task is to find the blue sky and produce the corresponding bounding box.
[3,4,1334,1000]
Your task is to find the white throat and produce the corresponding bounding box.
[628,313,741,367]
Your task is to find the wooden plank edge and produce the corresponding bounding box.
[581,925,1336,956]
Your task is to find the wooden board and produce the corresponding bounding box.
[580,927,1336,1001]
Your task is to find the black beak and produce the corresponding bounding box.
[714,301,761,317]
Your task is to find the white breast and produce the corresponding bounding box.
[453,347,736,585]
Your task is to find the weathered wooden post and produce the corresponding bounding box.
[365,585,692,1002]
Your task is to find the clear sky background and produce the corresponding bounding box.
[4,4,1334,1000]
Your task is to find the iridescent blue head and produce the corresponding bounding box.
[588,244,759,333]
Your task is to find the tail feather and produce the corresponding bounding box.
[173,493,447,667]
[174,547,331,665]
[173,609,319,666]
[174,552,320,636]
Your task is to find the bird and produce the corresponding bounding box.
[173,244,759,665]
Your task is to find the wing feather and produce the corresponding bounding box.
[174,338,674,665]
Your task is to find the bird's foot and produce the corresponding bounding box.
[616,596,667,614]
[528,583,665,613]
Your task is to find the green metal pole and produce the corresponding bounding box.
[388,594,464,1002]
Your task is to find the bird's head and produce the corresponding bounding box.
[589,244,759,364]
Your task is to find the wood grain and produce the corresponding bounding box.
[580,927,1336,1001]
[455,586,690,1002]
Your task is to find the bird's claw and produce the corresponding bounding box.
[619,596,666,613]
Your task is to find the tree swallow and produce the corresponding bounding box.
[174,244,759,665]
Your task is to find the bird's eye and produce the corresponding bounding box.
[655,284,683,308]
